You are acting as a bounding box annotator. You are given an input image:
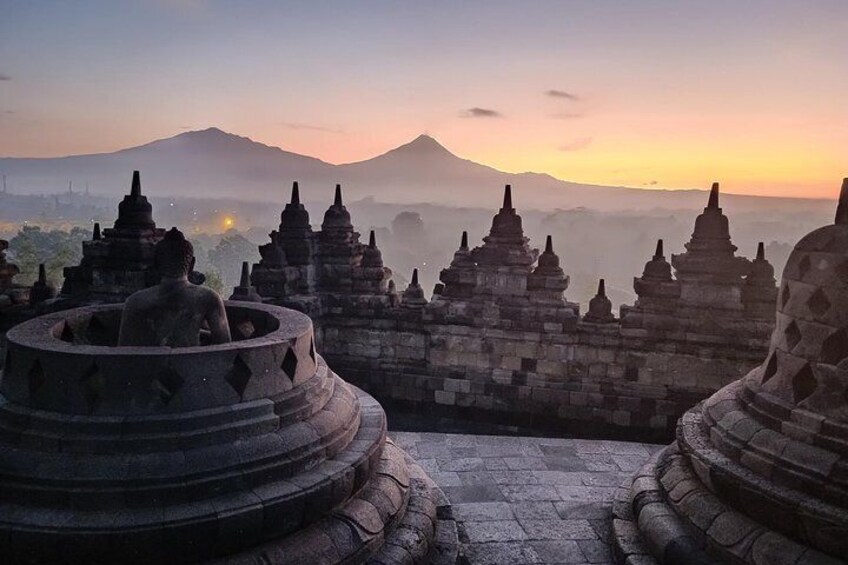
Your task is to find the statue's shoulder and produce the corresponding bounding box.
[192,284,225,305]
[124,286,158,308]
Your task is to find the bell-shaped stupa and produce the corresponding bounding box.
[613,178,848,564]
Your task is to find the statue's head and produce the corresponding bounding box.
[155,228,195,279]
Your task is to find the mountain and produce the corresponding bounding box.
[0,128,834,215]
[0,128,334,204]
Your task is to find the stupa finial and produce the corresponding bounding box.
[460,231,468,249]
[92,222,101,240]
[707,182,719,209]
[654,239,664,259]
[334,184,343,207]
[291,181,300,205]
[545,235,553,254]
[369,230,376,248]
[836,177,848,225]
[38,263,46,284]
[756,242,765,261]
[131,171,141,197]
[597,278,606,297]
[503,184,513,210]
[411,268,419,286]
[239,261,250,287]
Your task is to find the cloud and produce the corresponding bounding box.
[461,107,502,118]
[643,180,659,186]
[280,122,343,134]
[558,137,593,152]
[551,112,584,120]
[0,74,11,81]
[546,89,579,101]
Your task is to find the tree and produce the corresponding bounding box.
[203,269,224,296]
[207,233,259,293]
[7,226,88,286]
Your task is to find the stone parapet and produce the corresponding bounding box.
[244,182,777,439]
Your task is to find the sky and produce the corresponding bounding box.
[1,0,846,198]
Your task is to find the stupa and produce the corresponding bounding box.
[671,182,751,308]
[621,185,776,337]
[229,261,262,303]
[29,263,57,305]
[0,299,457,562]
[438,231,475,300]
[402,268,428,309]
[612,178,848,564]
[61,171,166,302]
[583,279,616,324]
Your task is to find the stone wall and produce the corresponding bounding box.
[315,308,766,441]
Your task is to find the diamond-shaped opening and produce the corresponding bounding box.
[226,355,252,399]
[151,367,184,405]
[798,255,812,279]
[28,359,45,395]
[59,322,75,343]
[821,328,848,365]
[762,352,778,383]
[233,320,255,341]
[784,320,802,351]
[806,288,831,318]
[781,284,791,308]
[85,314,114,346]
[80,363,104,414]
[281,348,298,380]
[792,364,817,404]
[309,338,316,364]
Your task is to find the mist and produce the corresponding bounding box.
[0,186,826,310]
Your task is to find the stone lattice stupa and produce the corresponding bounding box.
[613,179,848,564]
[0,299,457,563]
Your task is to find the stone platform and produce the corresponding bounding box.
[392,431,659,564]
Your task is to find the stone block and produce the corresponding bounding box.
[434,391,456,406]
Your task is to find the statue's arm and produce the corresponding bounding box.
[206,293,232,344]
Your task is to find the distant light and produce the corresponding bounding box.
[223,217,234,228]
[169,202,175,207]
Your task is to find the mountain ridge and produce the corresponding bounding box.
[0,128,834,214]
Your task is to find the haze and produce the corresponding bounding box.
[2,1,847,199]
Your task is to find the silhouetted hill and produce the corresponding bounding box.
[0,128,333,205]
[0,128,833,215]
[337,134,511,198]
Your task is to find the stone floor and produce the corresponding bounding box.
[390,432,661,565]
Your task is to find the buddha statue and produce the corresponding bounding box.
[118,227,231,347]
